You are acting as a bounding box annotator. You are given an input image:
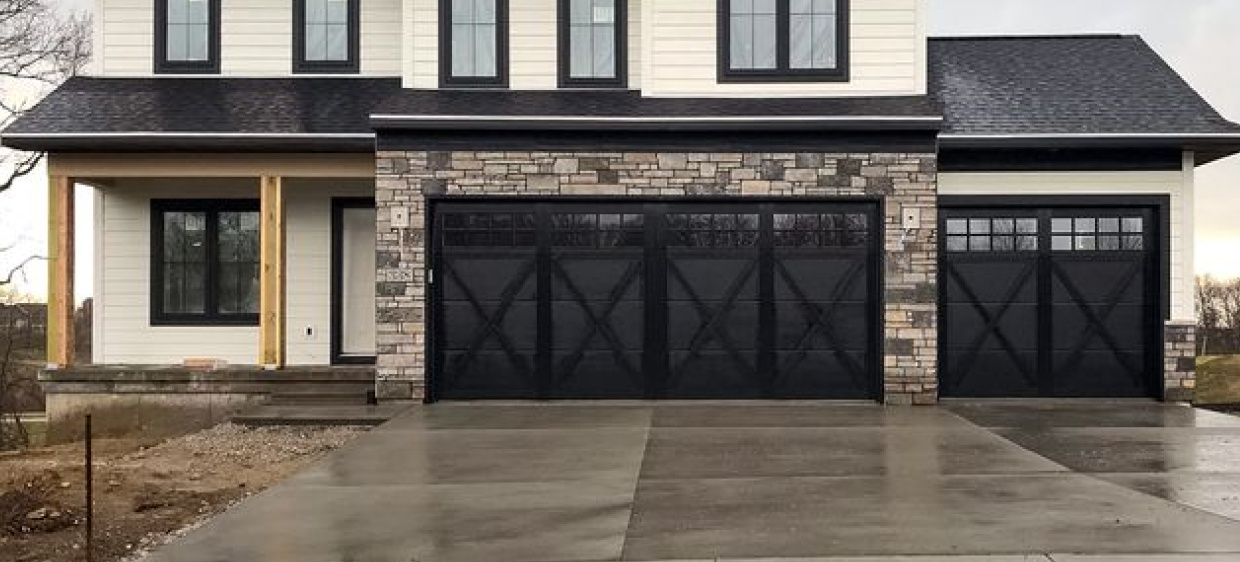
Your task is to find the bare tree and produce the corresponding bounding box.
[0,0,91,193]
[1198,276,1223,355]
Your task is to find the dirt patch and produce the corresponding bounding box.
[0,423,364,562]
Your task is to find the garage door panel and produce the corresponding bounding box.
[941,204,1158,399]
[943,351,1040,397]
[1050,304,1146,351]
[433,201,879,400]
[774,302,869,351]
[774,257,868,301]
[1052,351,1147,398]
[775,351,872,399]
[942,303,1039,351]
[944,261,1038,303]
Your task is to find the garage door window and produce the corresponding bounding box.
[668,213,759,247]
[442,212,537,247]
[944,217,1037,253]
[551,213,644,247]
[773,213,868,247]
[1051,216,1144,252]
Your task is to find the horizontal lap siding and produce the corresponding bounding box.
[98,0,401,76]
[95,179,374,366]
[644,0,924,97]
[938,168,1192,321]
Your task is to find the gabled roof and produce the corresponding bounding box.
[930,34,1240,162]
[4,34,1239,160]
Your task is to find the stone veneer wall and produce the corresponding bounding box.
[374,150,939,404]
[1163,322,1196,402]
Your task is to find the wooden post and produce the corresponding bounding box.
[258,176,286,368]
[47,175,75,368]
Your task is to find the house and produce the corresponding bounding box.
[4,0,1239,435]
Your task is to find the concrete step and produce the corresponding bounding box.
[267,391,374,406]
[231,404,413,427]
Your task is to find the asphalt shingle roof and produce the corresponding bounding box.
[4,34,1239,154]
[929,34,1240,138]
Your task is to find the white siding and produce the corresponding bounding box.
[939,162,1196,322]
[94,179,373,365]
[96,0,402,76]
[406,0,644,89]
[643,0,925,97]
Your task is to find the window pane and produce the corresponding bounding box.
[992,219,1015,234]
[474,23,497,76]
[1052,235,1072,251]
[993,236,1015,252]
[1051,218,1073,233]
[1098,235,1120,251]
[1099,217,1120,233]
[1075,235,1096,251]
[968,236,990,252]
[1016,235,1038,251]
[1074,218,1096,233]
[592,25,615,78]
[161,211,207,315]
[186,24,208,60]
[167,24,188,61]
[729,0,776,70]
[1016,218,1038,234]
[325,23,348,60]
[789,12,811,69]
[946,235,967,252]
[1123,235,1144,251]
[1123,217,1144,233]
[217,211,260,314]
[186,0,208,24]
[968,218,990,234]
[452,24,475,76]
[945,219,967,235]
[168,0,187,24]
[306,0,326,24]
[306,24,326,60]
[326,0,348,23]
[570,26,592,77]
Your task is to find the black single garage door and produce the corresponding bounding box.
[430,201,880,400]
[940,203,1161,398]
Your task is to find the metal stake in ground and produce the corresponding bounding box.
[85,413,92,562]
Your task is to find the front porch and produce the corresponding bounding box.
[41,152,387,440]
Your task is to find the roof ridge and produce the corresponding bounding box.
[930,34,1133,42]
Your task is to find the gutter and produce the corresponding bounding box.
[368,114,946,132]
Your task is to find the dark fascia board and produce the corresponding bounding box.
[377,128,939,153]
[939,134,1240,166]
[368,114,944,132]
[0,133,376,153]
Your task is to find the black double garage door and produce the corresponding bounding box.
[429,201,881,400]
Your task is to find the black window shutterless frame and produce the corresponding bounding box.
[557,0,627,88]
[150,199,261,326]
[154,0,222,74]
[717,0,850,83]
[293,0,361,74]
[439,0,510,88]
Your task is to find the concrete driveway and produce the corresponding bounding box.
[145,402,1240,562]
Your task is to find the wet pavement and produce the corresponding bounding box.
[143,402,1240,562]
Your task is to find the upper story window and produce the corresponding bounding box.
[558,0,626,88]
[718,0,849,82]
[155,0,221,74]
[294,0,360,73]
[441,0,509,87]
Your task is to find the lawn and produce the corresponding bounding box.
[1196,355,1240,405]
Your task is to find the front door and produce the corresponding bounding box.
[332,198,377,363]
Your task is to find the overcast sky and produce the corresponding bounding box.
[1,0,1239,300]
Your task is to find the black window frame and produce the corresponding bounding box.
[717,0,850,83]
[154,0,222,74]
[292,0,361,74]
[150,199,261,326]
[557,0,627,89]
[439,0,510,88]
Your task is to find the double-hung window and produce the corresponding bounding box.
[152,200,261,325]
[559,0,626,87]
[441,0,509,87]
[719,0,848,82]
[294,0,360,73]
[155,0,221,74]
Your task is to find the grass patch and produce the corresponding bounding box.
[1196,355,1240,405]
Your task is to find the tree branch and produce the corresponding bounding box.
[0,253,44,286]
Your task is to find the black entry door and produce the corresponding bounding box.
[940,204,1160,398]
[432,201,879,400]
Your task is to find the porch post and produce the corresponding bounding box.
[258,176,286,368]
[47,175,75,368]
